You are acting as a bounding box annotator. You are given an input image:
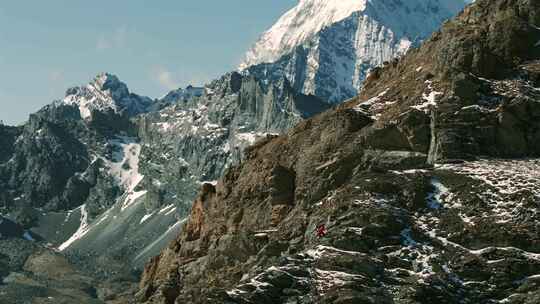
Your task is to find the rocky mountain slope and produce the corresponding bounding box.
[241,0,471,103]
[0,64,328,303]
[59,70,329,278]
[0,73,149,221]
[138,0,540,303]
[137,72,328,204]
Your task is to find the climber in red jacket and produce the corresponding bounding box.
[316,224,327,238]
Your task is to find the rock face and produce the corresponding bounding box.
[0,73,163,218]
[136,71,329,213]
[0,76,168,300]
[241,0,470,103]
[0,104,92,216]
[138,1,540,303]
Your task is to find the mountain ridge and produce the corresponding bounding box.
[61,73,154,120]
[241,0,471,103]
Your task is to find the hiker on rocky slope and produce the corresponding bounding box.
[315,224,327,238]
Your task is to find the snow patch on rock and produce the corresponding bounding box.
[58,204,89,251]
[427,178,450,209]
[107,137,144,193]
[61,73,152,119]
[412,81,443,113]
[437,159,540,223]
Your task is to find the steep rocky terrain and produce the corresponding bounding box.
[0,65,328,303]
[241,0,471,103]
[137,72,328,215]
[58,70,328,270]
[138,0,540,303]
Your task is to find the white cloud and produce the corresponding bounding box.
[96,26,129,51]
[150,66,180,91]
[149,66,213,93]
[185,72,211,87]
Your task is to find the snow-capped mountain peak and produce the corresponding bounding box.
[240,0,471,104]
[62,73,153,119]
[239,0,367,70]
[89,72,130,101]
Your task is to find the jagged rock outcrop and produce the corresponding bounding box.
[158,85,204,107]
[0,104,144,229]
[135,72,329,222]
[62,73,154,120]
[138,1,540,303]
[241,0,470,103]
[0,104,91,215]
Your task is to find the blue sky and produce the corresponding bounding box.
[0,1,296,125]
